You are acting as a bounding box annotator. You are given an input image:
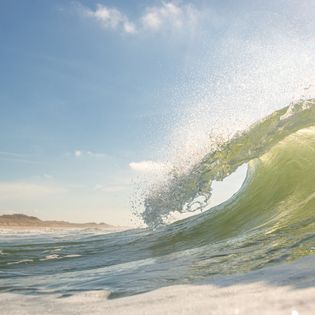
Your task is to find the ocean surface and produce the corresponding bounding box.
[1,99,315,299]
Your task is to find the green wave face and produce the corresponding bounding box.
[142,99,315,277]
[143,99,315,229]
[2,101,315,297]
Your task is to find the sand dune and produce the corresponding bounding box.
[0,214,113,229]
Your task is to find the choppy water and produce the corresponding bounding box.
[1,99,315,298]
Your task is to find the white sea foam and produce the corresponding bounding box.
[39,254,81,261]
[40,254,60,261]
[1,255,315,315]
[64,254,81,258]
[7,259,33,265]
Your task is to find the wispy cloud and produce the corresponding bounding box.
[74,150,109,159]
[129,160,170,172]
[141,2,197,31]
[0,151,25,158]
[79,1,200,34]
[94,184,126,193]
[83,4,136,34]
[0,182,64,200]
[0,151,40,164]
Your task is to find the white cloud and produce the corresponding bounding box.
[123,21,137,34]
[141,2,196,31]
[80,2,200,34]
[83,4,136,34]
[74,150,82,157]
[129,160,170,172]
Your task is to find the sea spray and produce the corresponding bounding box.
[140,99,315,227]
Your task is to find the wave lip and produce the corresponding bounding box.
[142,98,315,228]
[1,100,315,299]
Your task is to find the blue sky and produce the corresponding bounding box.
[0,0,314,225]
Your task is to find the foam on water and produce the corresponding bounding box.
[1,0,315,305]
[1,110,315,298]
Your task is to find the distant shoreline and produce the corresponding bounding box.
[0,213,117,230]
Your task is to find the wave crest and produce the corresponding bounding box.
[141,99,315,228]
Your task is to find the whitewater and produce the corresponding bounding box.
[2,5,315,313]
[1,99,315,314]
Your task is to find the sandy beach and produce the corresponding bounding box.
[2,255,315,315]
